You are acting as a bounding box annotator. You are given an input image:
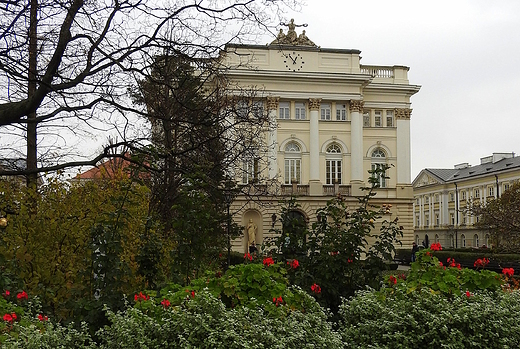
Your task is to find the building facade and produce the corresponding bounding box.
[221,23,420,252]
[413,152,520,249]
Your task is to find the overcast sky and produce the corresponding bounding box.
[268,0,520,178]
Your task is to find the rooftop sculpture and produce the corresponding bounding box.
[270,19,316,47]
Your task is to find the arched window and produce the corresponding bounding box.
[461,234,466,248]
[473,234,479,247]
[485,234,490,247]
[284,142,301,184]
[371,148,387,188]
[449,234,454,248]
[326,143,342,185]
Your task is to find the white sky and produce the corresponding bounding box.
[269,0,520,179]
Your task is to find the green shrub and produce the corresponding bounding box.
[340,288,520,349]
[100,289,342,349]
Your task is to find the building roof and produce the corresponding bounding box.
[75,157,134,180]
[416,154,520,185]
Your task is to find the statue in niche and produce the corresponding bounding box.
[246,218,257,249]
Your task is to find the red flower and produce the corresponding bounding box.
[430,242,442,251]
[243,253,252,261]
[439,261,444,267]
[425,252,431,257]
[398,274,406,280]
[134,292,149,302]
[287,259,299,269]
[465,291,471,297]
[2,290,9,298]
[330,251,339,256]
[37,314,48,321]
[3,313,13,323]
[191,291,195,298]
[502,268,515,277]
[347,259,353,263]
[273,296,283,306]
[161,298,171,308]
[389,275,397,285]
[263,257,275,267]
[311,283,322,294]
[16,290,28,301]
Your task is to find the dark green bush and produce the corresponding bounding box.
[340,289,520,349]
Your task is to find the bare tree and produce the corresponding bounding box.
[0,0,298,185]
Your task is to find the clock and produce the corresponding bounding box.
[283,51,304,71]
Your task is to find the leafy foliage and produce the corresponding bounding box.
[264,165,403,313]
[470,182,520,252]
[340,288,520,349]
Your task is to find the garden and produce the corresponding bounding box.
[1,174,520,348]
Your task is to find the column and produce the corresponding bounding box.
[349,100,364,195]
[308,98,322,195]
[396,108,412,198]
[266,97,279,180]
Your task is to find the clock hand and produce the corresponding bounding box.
[288,54,296,64]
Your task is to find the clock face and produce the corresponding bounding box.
[283,51,304,71]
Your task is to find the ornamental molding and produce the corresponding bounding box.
[308,98,321,110]
[349,100,364,112]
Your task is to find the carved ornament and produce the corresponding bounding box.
[395,108,412,119]
[349,100,364,112]
[266,97,280,110]
[308,98,321,110]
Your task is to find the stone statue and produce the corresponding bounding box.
[270,19,317,47]
[298,30,315,46]
[246,218,257,247]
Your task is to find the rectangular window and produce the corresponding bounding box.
[295,102,306,120]
[371,163,386,188]
[435,214,439,226]
[504,183,510,192]
[374,110,382,127]
[279,102,290,119]
[449,192,455,201]
[461,191,466,200]
[253,101,264,118]
[386,110,394,127]
[336,104,347,121]
[450,213,455,225]
[434,194,439,203]
[284,159,301,184]
[488,186,494,197]
[242,158,259,184]
[320,103,331,120]
[363,111,371,127]
[425,196,429,204]
[415,215,420,227]
[474,189,480,198]
[425,214,430,227]
[326,160,342,185]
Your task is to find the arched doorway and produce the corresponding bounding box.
[242,210,262,253]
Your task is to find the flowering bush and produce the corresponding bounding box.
[340,288,520,349]
[402,244,504,297]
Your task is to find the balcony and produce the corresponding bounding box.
[360,65,410,84]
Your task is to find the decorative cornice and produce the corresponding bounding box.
[308,98,321,111]
[266,96,279,110]
[395,108,412,119]
[349,100,364,112]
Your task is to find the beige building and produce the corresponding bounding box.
[221,23,420,252]
[413,152,520,249]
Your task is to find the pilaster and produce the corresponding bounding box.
[266,97,279,180]
[349,100,364,195]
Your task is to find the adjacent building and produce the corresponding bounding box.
[412,152,520,249]
[221,22,420,252]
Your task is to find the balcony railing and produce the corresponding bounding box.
[360,65,394,78]
[281,185,309,196]
[323,185,350,196]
